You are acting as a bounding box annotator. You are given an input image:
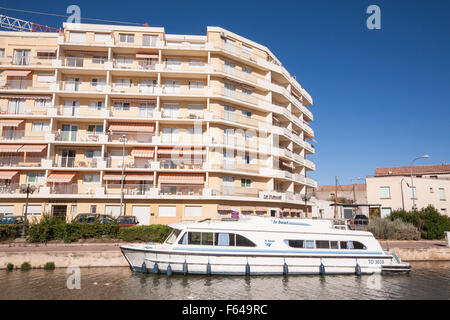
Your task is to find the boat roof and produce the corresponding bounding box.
[168,216,371,236]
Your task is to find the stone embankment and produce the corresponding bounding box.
[0,240,449,269]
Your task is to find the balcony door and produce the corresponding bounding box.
[222,176,234,196]
[140,79,157,93]
[13,49,30,65]
[163,103,179,118]
[224,60,235,75]
[224,105,235,121]
[63,100,80,116]
[61,124,78,141]
[8,99,25,114]
[162,127,178,143]
[224,83,235,97]
[223,151,235,170]
[59,150,76,167]
[139,103,155,118]
[65,77,81,91]
[164,80,180,94]
[224,128,235,146]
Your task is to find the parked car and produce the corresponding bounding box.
[0,216,25,225]
[72,214,116,224]
[116,216,139,230]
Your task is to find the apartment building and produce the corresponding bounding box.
[0,23,316,225]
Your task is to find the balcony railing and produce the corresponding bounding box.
[0,80,50,91]
[105,183,152,195]
[0,130,24,141]
[210,161,260,173]
[159,185,203,196]
[50,183,78,194]
[160,160,203,170]
[217,186,260,198]
[161,109,204,120]
[0,156,43,167]
[0,105,49,116]
[108,132,154,144]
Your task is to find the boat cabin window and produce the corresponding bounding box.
[287,240,304,248]
[340,241,366,250]
[330,241,339,249]
[235,234,256,247]
[178,231,255,247]
[316,240,330,249]
[165,229,181,245]
[305,240,315,248]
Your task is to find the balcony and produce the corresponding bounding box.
[161,109,204,120]
[217,186,260,198]
[0,80,50,91]
[0,156,43,168]
[0,105,51,116]
[54,157,99,168]
[160,135,204,145]
[105,183,152,196]
[0,55,56,67]
[50,183,78,194]
[53,131,106,143]
[108,132,154,144]
[210,161,260,173]
[59,81,109,93]
[161,85,209,97]
[160,159,204,170]
[159,185,203,196]
[215,87,259,106]
[214,41,261,65]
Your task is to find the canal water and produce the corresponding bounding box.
[1,262,449,300]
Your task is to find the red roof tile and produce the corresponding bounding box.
[374,164,450,177]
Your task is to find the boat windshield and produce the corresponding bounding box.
[164,229,181,245]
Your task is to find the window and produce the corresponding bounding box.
[35,99,51,108]
[201,232,214,246]
[380,186,390,199]
[85,150,102,158]
[305,240,315,248]
[162,127,179,143]
[316,240,330,249]
[241,178,251,188]
[13,49,30,65]
[242,66,252,74]
[242,88,252,96]
[187,104,203,117]
[410,187,417,199]
[37,73,54,83]
[105,205,121,217]
[69,32,86,43]
[91,78,106,88]
[110,149,128,159]
[439,188,446,200]
[235,234,256,247]
[381,208,392,218]
[340,241,366,250]
[89,101,104,110]
[87,125,103,134]
[143,35,158,47]
[0,206,14,216]
[32,121,49,132]
[243,154,251,164]
[224,83,235,96]
[119,33,134,43]
[242,110,252,118]
[215,233,235,246]
[189,59,205,67]
[188,126,202,136]
[242,45,252,55]
[158,205,176,217]
[188,81,204,90]
[184,206,202,217]
[24,205,41,216]
[84,174,100,184]
[287,240,304,248]
[71,205,77,214]
[92,56,107,64]
[0,49,4,58]
[330,241,339,249]
[187,232,201,245]
[441,208,447,216]
[94,33,110,43]
[117,56,133,65]
[115,79,131,88]
[165,229,181,244]
[166,58,181,70]
[27,172,44,183]
[164,80,180,94]
[114,102,130,111]
[90,205,97,214]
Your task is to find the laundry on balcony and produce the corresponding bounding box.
[0,170,18,180]
[0,119,24,127]
[108,123,155,133]
[47,172,76,183]
[158,173,204,185]
[18,145,47,153]
[1,70,32,77]
[131,148,155,158]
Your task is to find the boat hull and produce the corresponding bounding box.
[121,245,411,275]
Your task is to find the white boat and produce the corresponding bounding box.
[120,216,411,275]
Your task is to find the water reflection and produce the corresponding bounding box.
[0,262,449,300]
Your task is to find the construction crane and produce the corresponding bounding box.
[0,13,60,32]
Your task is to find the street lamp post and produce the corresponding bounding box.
[400,178,410,211]
[410,155,429,210]
[119,134,127,217]
[20,184,36,238]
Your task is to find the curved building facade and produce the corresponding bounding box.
[0,23,316,224]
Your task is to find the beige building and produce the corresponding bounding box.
[0,23,316,224]
[367,164,450,217]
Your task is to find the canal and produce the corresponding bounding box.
[1,261,449,300]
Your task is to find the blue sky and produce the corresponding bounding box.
[2,0,449,186]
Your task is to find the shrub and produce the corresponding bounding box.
[367,217,421,240]
[6,263,14,271]
[0,225,22,241]
[118,225,172,243]
[21,262,31,271]
[44,262,55,270]
[28,214,66,243]
[390,205,450,239]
